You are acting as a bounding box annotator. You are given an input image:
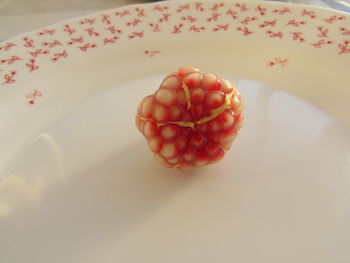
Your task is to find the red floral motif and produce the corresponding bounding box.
[207,13,221,22]
[210,3,225,11]
[2,71,17,85]
[172,23,184,34]
[338,40,350,55]
[0,56,22,65]
[213,24,229,32]
[194,2,205,12]
[23,37,35,48]
[259,19,277,28]
[85,28,100,37]
[135,8,146,17]
[182,15,197,23]
[0,42,17,51]
[67,36,84,45]
[63,24,76,36]
[268,57,289,67]
[101,14,112,25]
[255,5,267,16]
[37,29,55,36]
[239,16,257,25]
[189,25,206,32]
[323,15,345,24]
[236,26,254,36]
[144,50,161,57]
[79,18,96,25]
[311,39,332,48]
[177,4,190,13]
[226,8,238,19]
[128,31,144,39]
[266,30,283,39]
[272,7,291,15]
[42,40,62,48]
[51,50,68,61]
[149,23,162,32]
[290,32,305,42]
[115,10,130,17]
[26,59,39,73]
[104,36,119,45]
[339,27,350,35]
[106,26,123,34]
[28,49,49,57]
[317,26,329,38]
[78,43,97,51]
[159,13,171,23]
[153,5,168,12]
[126,18,142,27]
[26,89,42,104]
[235,3,249,12]
[301,9,317,19]
[286,19,306,27]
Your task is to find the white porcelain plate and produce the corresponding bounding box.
[0,1,350,262]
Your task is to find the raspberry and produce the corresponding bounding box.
[136,67,244,170]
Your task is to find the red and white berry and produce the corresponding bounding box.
[136,66,243,170]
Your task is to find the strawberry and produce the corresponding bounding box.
[136,66,243,170]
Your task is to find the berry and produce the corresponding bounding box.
[136,67,244,170]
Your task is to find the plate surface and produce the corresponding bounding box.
[0,1,350,262]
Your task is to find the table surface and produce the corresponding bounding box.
[0,0,347,42]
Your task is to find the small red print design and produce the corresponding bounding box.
[106,26,123,34]
[78,43,97,51]
[144,50,161,57]
[301,9,317,19]
[126,18,142,27]
[101,14,112,25]
[42,40,62,48]
[286,19,306,27]
[85,28,100,37]
[177,4,190,13]
[51,50,68,62]
[311,39,333,48]
[26,59,39,73]
[235,3,249,12]
[128,31,144,39]
[172,23,184,34]
[182,15,198,23]
[259,19,277,28]
[317,26,329,38]
[28,49,49,57]
[159,13,171,23]
[153,5,168,12]
[236,27,254,36]
[291,32,305,42]
[0,42,17,51]
[255,5,267,16]
[338,40,350,55]
[213,24,229,31]
[273,7,291,14]
[63,24,76,36]
[210,3,225,11]
[323,15,345,24]
[37,29,56,36]
[266,30,283,39]
[268,57,289,67]
[67,36,84,45]
[79,18,96,25]
[239,16,257,25]
[207,13,221,22]
[194,2,205,12]
[115,10,130,17]
[23,37,35,48]
[189,25,206,32]
[339,27,350,35]
[26,89,42,104]
[2,71,17,85]
[226,9,238,19]
[290,32,305,42]
[0,56,22,65]
[104,36,119,45]
[135,8,146,17]
[149,23,163,32]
